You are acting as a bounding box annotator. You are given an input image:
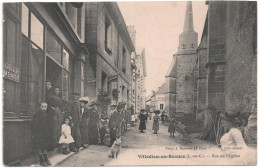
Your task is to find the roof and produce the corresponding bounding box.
[156,82,168,95]
[165,57,177,77]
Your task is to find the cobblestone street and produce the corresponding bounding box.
[59,120,256,166]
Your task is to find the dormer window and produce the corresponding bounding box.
[191,43,195,48]
[182,44,186,49]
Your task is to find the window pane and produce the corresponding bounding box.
[63,49,69,70]
[62,70,69,101]
[31,13,43,49]
[21,3,29,37]
[28,44,44,113]
[46,30,62,64]
[6,17,16,66]
[20,36,30,111]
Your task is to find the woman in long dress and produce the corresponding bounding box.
[152,110,160,134]
[49,87,64,147]
[88,102,100,145]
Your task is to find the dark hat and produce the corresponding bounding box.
[219,112,242,124]
[89,101,97,106]
[154,110,160,114]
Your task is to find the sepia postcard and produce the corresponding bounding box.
[2,1,257,166]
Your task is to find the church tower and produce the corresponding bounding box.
[165,1,198,119]
[178,1,198,54]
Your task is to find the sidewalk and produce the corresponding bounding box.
[21,146,87,167]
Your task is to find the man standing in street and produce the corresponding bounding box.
[79,97,90,148]
[108,103,120,146]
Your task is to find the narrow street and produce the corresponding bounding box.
[59,119,257,166]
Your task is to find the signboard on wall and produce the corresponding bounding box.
[3,63,20,82]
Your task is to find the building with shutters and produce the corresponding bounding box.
[84,2,135,115]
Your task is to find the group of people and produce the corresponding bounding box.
[33,82,102,166]
[33,81,134,166]
[138,109,176,137]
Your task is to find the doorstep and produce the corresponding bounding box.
[27,146,87,167]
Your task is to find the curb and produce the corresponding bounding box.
[31,145,89,167]
[55,146,88,166]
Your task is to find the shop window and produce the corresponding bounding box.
[105,17,112,55]
[62,70,70,101]
[3,14,18,113]
[21,3,29,37]
[20,36,30,111]
[31,13,43,49]
[122,47,126,74]
[28,44,44,113]
[46,30,62,64]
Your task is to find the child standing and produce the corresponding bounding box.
[32,102,52,166]
[59,117,74,155]
[168,117,176,138]
[131,114,135,127]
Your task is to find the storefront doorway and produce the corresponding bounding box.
[46,56,62,96]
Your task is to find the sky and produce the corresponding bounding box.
[118,1,208,96]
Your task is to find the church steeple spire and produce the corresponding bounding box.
[183,1,194,32]
[177,1,198,53]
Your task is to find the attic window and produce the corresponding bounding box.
[182,44,186,49]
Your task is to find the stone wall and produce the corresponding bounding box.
[207,1,227,113]
[203,1,257,144]
[224,1,257,144]
[165,76,176,117]
[225,1,256,115]
[175,53,197,115]
[196,17,208,122]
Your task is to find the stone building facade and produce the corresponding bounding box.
[84,2,135,112]
[127,25,147,113]
[193,17,208,125]
[135,48,147,112]
[3,2,87,165]
[194,1,257,144]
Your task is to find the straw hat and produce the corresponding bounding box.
[79,96,89,103]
